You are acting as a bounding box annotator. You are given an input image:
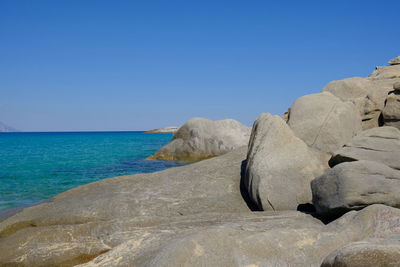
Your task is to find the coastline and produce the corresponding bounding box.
[1,58,400,266]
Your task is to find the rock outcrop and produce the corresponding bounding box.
[312,160,400,217]
[323,57,400,129]
[321,236,400,267]
[2,201,400,267]
[329,126,400,170]
[3,57,400,267]
[388,56,400,65]
[148,118,251,161]
[244,113,326,211]
[287,92,362,154]
[81,205,400,267]
[322,77,383,129]
[145,126,179,133]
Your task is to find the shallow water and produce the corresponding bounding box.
[0,132,181,210]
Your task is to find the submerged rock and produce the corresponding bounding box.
[244,113,326,211]
[148,118,251,161]
[287,92,361,154]
[312,160,400,217]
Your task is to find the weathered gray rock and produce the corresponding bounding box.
[323,77,382,129]
[244,113,326,211]
[323,62,400,129]
[3,204,398,267]
[312,161,400,217]
[321,236,400,267]
[383,91,400,129]
[330,126,400,170]
[287,92,362,154]
[388,56,400,65]
[323,77,372,101]
[148,118,251,161]
[80,205,400,267]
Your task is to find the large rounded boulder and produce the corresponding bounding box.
[148,118,251,161]
[244,113,326,211]
[329,126,400,170]
[312,160,400,217]
[287,92,362,155]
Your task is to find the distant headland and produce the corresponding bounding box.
[145,126,179,134]
[0,121,18,132]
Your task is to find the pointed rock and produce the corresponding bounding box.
[244,113,326,211]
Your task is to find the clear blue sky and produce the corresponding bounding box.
[1,0,399,131]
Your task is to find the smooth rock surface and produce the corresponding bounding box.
[79,205,400,267]
[287,92,361,154]
[148,118,251,161]
[321,236,400,267]
[2,204,397,267]
[329,126,400,170]
[244,113,326,211]
[312,160,400,217]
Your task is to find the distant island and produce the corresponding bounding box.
[0,121,18,132]
[145,126,178,133]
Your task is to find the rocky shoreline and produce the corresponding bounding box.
[1,56,400,266]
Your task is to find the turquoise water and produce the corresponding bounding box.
[0,132,181,211]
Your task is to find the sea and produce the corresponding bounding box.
[0,132,181,211]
